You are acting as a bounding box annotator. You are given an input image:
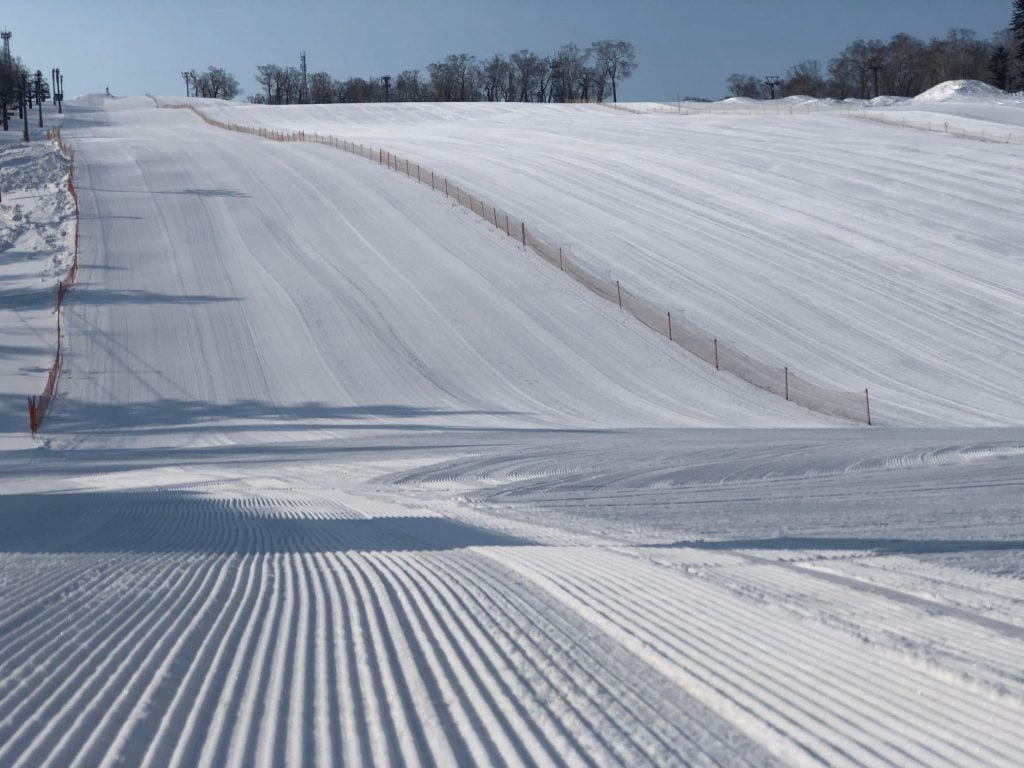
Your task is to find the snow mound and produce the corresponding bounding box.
[913,80,1005,103]
[869,95,911,107]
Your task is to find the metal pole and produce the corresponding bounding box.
[21,75,29,141]
[36,71,43,127]
[865,389,872,426]
[784,367,789,400]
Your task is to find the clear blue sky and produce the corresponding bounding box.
[1,0,1013,100]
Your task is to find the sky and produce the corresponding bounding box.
[1,0,1013,101]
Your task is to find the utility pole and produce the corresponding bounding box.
[35,70,43,127]
[51,69,56,104]
[763,76,782,100]
[299,51,308,104]
[181,70,191,97]
[20,72,29,141]
[868,62,883,98]
[56,70,63,114]
[381,74,391,101]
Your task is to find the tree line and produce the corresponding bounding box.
[728,4,1024,100]
[244,40,635,105]
[181,66,242,100]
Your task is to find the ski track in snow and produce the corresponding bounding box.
[1,96,1023,767]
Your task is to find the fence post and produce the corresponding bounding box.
[714,338,719,370]
[668,312,672,341]
[784,367,790,400]
[616,281,622,309]
[431,171,434,189]
[504,214,510,237]
[521,222,526,246]
[444,178,449,197]
[406,159,410,177]
[865,388,872,426]
[559,247,563,271]
[417,165,421,183]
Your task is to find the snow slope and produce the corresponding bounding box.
[1,96,1022,768]
[194,97,1024,425]
[0,115,73,451]
[46,95,824,457]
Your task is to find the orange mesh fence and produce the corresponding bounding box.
[29,129,79,434]
[153,98,873,424]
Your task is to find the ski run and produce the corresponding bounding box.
[1,84,1023,767]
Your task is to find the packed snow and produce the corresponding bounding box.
[194,91,1024,425]
[1,91,1023,767]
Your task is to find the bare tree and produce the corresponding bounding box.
[592,40,636,102]
[255,64,280,103]
[783,60,826,97]
[482,55,510,101]
[727,73,762,98]
[394,69,423,101]
[192,67,240,100]
[309,71,333,103]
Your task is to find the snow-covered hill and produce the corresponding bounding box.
[1,94,1022,768]
[194,91,1024,425]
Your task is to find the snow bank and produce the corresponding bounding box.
[913,80,1005,103]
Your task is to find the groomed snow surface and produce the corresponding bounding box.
[1,92,1023,767]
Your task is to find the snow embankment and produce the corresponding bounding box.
[0,134,74,448]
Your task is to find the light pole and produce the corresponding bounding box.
[763,76,782,100]
[381,74,391,102]
[35,71,43,127]
[56,70,63,114]
[20,73,29,141]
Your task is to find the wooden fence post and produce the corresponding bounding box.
[504,214,510,237]
[521,222,526,246]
